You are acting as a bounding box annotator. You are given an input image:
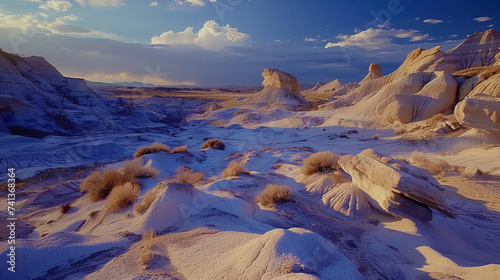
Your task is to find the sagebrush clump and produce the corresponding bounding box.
[175,166,204,185]
[301,151,342,175]
[80,169,138,202]
[134,143,171,158]
[80,160,158,202]
[221,160,248,178]
[201,139,225,150]
[134,189,157,215]
[105,182,140,212]
[411,151,450,176]
[123,159,159,178]
[256,184,293,207]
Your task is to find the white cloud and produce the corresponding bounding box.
[74,0,124,7]
[473,16,493,22]
[304,37,317,42]
[151,20,249,50]
[175,0,216,6]
[150,1,158,6]
[423,19,443,24]
[39,0,72,12]
[325,28,428,50]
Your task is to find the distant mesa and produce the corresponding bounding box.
[248,68,309,109]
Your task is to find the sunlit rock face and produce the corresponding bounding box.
[455,94,500,134]
[249,68,309,109]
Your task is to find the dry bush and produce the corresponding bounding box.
[172,145,188,153]
[333,169,344,186]
[139,230,156,268]
[134,143,171,158]
[134,189,157,215]
[60,203,71,215]
[105,182,140,212]
[256,184,293,207]
[221,160,248,178]
[301,151,341,175]
[201,139,225,150]
[89,211,99,218]
[80,169,138,202]
[411,151,450,176]
[123,159,159,179]
[373,134,379,140]
[175,166,204,185]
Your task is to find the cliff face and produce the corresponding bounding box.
[0,50,118,137]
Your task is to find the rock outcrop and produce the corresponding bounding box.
[337,149,457,221]
[249,68,309,109]
[360,63,381,84]
[455,94,500,134]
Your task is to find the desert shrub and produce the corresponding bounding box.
[123,159,159,179]
[139,230,156,268]
[89,211,99,218]
[221,160,248,178]
[256,184,293,207]
[134,143,171,158]
[175,166,204,185]
[60,203,71,215]
[105,182,140,212]
[172,145,188,153]
[301,151,341,175]
[411,151,450,176]
[373,134,379,140]
[80,169,138,202]
[333,169,344,185]
[201,139,225,150]
[134,189,157,215]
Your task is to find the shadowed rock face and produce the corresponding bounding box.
[337,149,458,222]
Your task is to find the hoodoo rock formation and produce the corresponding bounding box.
[249,68,309,109]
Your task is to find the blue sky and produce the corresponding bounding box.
[0,0,498,86]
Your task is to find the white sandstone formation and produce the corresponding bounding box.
[338,149,458,222]
[322,183,371,217]
[249,68,309,109]
[455,94,500,134]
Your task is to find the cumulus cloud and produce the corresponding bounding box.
[151,20,249,50]
[39,0,72,12]
[423,19,443,24]
[74,0,124,7]
[473,16,493,22]
[150,1,158,6]
[175,0,216,6]
[325,28,428,50]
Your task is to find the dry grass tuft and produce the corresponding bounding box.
[256,184,293,207]
[60,203,71,215]
[139,230,156,268]
[79,169,138,202]
[123,159,159,179]
[373,134,379,140]
[175,166,204,185]
[301,151,342,175]
[134,143,171,158]
[221,160,248,178]
[172,145,188,153]
[201,139,226,150]
[393,127,406,135]
[134,189,157,215]
[333,169,344,186]
[411,151,450,177]
[105,182,140,212]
